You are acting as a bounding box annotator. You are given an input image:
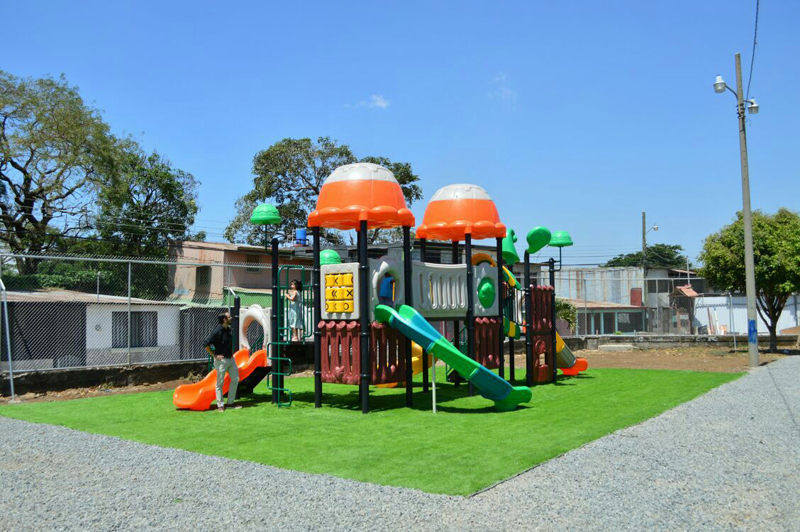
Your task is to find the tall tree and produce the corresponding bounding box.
[0,71,125,273]
[699,209,800,352]
[225,137,355,245]
[225,137,422,245]
[604,243,690,269]
[91,149,201,256]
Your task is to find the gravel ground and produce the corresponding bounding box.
[1,357,798,531]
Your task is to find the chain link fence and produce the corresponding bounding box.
[4,253,798,375]
[544,269,800,337]
[0,253,314,374]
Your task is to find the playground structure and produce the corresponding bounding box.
[173,162,587,412]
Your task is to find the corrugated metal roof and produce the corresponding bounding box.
[5,290,177,305]
[562,298,644,310]
[672,284,699,297]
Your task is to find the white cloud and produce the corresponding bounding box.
[488,73,517,108]
[368,94,389,109]
[346,94,390,109]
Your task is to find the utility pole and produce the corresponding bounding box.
[641,212,647,271]
[642,212,648,331]
[734,52,759,368]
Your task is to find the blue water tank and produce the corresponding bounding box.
[296,227,308,246]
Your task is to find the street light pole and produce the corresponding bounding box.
[733,52,759,368]
[714,53,759,368]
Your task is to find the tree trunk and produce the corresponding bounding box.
[767,323,778,353]
[15,256,41,275]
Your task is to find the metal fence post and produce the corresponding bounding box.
[127,261,132,366]
[0,277,16,401]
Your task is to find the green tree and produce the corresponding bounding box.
[699,209,800,352]
[604,243,689,269]
[0,71,125,273]
[225,137,422,245]
[91,149,201,256]
[556,298,577,330]
[47,149,201,300]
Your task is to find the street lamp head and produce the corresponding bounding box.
[747,98,759,114]
[713,75,727,94]
[653,224,658,232]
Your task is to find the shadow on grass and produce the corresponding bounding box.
[287,379,537,414]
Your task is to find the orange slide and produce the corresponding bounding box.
[173,348,268,411]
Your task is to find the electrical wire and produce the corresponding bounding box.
[746,0,760,101]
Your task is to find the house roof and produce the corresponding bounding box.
[671,284,699,298]
[5,290,177,305]
[171,241,314,263]
[562,298,644,310]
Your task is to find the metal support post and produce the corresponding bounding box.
[549,258,558,383]
[465,234,475,397]
[420,238,429,392]
[358,221,371,413]
[524,251,533,386]
[313,227,322,408]
[232,296,241,353]
[0,277,16,401]
[271,237,281,404]
[451,241,461,387]
[403,225,413,407]
[127,261,132,366]
[496,236,505,379]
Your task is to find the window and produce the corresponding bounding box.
[112,311,158,348]
[246,255,260,273]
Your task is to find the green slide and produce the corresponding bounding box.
[374,304,532,411]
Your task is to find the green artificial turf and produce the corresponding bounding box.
[0,368,740,495]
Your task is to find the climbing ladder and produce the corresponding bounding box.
[267,264,310,407]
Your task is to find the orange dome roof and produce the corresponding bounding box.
[307,163,415,230]
[416,184,505,241]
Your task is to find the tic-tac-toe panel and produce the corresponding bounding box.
[321,262,360,320]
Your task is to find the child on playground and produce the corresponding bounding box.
[286,279,304,342]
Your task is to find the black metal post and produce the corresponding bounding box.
[358,220,370,414]
[451,241,461,387]
[524,250,533,387]
[465,234,475,397]
[313,227,322,408]
[549,258,558,383]
[496,236,504,379]
[420,238,429,393]
[271,236,281,404]
[232,296,241,353]
[403,226,413,407]
[509,338,515,382]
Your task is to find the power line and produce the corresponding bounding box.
[746,0,760,100]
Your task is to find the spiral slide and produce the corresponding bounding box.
[375,304,532,411]
[556,333,589,376]
[173,348,269,411]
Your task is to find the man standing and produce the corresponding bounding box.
[204,312,241,411]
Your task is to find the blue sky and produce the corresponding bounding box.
[3,0,798,264]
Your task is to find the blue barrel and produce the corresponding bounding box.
[296,227,308,246]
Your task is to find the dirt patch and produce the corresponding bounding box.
[507,345,789,373]
[0,375,202,405]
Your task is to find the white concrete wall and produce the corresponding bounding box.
[693,295,800,335]
[552,267,644,306]
[85,304,180,349]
